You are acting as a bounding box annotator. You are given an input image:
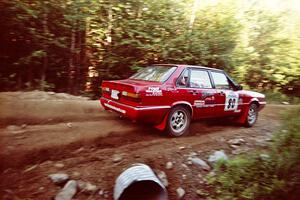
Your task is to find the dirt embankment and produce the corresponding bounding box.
[0,91,297,200]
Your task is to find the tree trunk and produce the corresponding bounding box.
[106,2,113,45]
[68,24,76,94]
[74,26,82,95]
[189,0,200,31]
[40,12,49,91]
[27,65,33,89]
[80,22,87,94]
[17,69,22,90]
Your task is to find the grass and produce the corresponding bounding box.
[202,107,300,200]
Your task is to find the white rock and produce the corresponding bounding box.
[77,180,98,194]
[85,183,98,193]
[21,124,27,129]
[208,150,228,164]
[198,173,203,179]
[66,123,72,128]
[176,187,185,199]
[282,101,290,105]
[230,144,239,149]
[98,189,104,196]
[231,146,251,155]
[74,147,84,154]
[166,162,173,170]
[55,180,77,200]
[6,125,21,131]
[207,171,216,177]
[260,154,270,160]
[54,163,65,168]
[181,164,189,169]
[156,170,168,187]
[112,154,123,163]
[72,171,81,177]
[228,138,245,145]
[49,173,69,185]
[189,157,211,171]
[189,152,197,157]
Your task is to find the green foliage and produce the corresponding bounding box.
[0,0,299,96]
[205,107,300,200]
[265,91,300,104]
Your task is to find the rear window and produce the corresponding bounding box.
[130,66,176,82]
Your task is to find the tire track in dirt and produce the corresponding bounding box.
[0,104,297,200]
[0,103,294,171]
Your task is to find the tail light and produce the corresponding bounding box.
[122,91,140,98]
[101,87,110,93]
[122,91,141,102]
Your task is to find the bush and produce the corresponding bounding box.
[205,107,300,200]
[265,91,300,104]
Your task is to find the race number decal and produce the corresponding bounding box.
[224,91,239,111]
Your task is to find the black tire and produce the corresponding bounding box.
[166,106,191,137]
[244,103,258,127]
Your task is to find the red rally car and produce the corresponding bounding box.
[100,64,266,137]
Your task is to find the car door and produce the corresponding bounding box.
[210,71,240,117]
[176,68,216,119]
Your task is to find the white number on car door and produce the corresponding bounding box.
[224,91,238,111]
[211,71,239,115]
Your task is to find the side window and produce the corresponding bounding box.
[211,72,230,89]
[177,69,189,87]
[189,70,212,88]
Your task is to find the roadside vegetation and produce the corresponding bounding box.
[204,107,300,200]
[1,0,300,99]
[265,91,300,104]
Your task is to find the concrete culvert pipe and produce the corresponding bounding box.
[114,163,168,200]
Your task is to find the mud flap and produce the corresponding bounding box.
[154,111,170,131]
[234,105,249,124]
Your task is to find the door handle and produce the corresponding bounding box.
[218,91,225,95]
[189,90,199,95]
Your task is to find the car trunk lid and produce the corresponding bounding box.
[101,79,162,106]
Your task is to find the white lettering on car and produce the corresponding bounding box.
[194,100,205,108]
[145,87,162,96]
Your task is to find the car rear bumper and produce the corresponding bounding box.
[100,97,170,124]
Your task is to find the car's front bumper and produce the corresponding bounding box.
[100,97,170,124]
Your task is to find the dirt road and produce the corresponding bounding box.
[0,92,296,200]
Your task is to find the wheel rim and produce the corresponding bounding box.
[247,106,257,125]
[170,110,187,134]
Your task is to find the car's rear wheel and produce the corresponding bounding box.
[244,103,258,127]
[166,106,191,137]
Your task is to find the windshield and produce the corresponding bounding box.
[130,66,177,82]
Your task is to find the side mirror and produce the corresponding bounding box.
[236,85,243,90]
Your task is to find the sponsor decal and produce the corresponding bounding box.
[145,87,163,96]
[194,100,205,108]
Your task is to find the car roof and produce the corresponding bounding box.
[152,64,224,72]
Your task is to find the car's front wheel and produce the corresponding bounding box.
[166,106,191,137]
[244,103,258,127]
